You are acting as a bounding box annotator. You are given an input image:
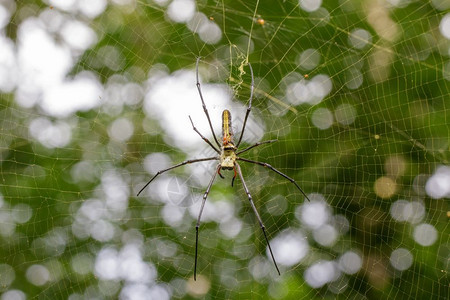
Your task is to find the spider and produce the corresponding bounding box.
[137,58,310,280]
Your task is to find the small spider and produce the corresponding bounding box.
[137,58,310,280]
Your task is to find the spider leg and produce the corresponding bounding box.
[231,166,237,187]
[235,162,281,275]
[195,164,221,280]
[218,166,224,179]
[236,139,278,155]
[136,156,219,196]
[189,116,220,153]
[237,157,310,202]
[196,57,221,148]
[236,62,254,147]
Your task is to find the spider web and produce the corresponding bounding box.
[0,0,449,299]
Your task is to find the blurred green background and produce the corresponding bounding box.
[0,0,449,299]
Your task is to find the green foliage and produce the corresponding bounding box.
[0,0,448,299]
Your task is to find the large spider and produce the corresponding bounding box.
[137,58,310,280]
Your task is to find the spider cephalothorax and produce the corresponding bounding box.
[137,58,310,280]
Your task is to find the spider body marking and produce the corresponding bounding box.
[137,58,311,281]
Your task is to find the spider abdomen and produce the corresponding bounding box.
[222,109,233,145]
[220,109,237,169]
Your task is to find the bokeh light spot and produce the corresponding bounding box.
[29,118,72,148]
[345,68,363,89]
[348,28,372,49]
[374,176,396,199]
[304,260,339,288]
[338,251,362,275]
[143,153,172,175]
[167,0,195,23]
[271,230,309,266]
[297,48,321,70]
[439,13,450,39]
[334,103,357,125]
[313,224,338,247]
[1,290,26,300]
[11,203,32,224]
[26,264,50,286]
[0,263,15,287]
[432,0,450,10]
[413,223,438,246]
[299,0,322,12]
[297,197,331,229]
[187,275,211,297]
[384,155,407,178]
[425,165,450,199]
[71,253,94,276]
[198,20,222,44]
[390,248,413,271]
[312,107,334,130]
[108,118,134,142]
